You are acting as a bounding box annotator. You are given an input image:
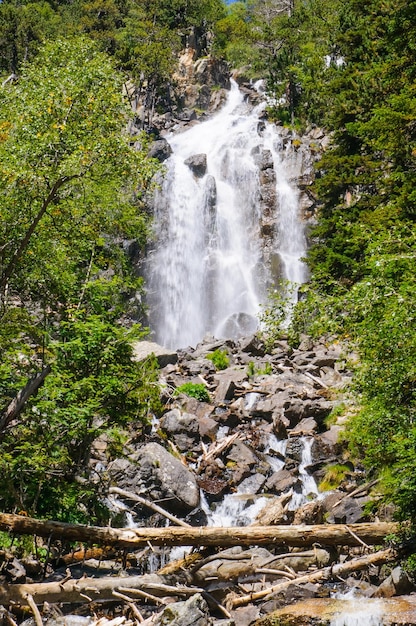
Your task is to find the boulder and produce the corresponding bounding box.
[159,408,200,452]
[131,340,178,368]
[265,468,300,494]
[108,443,200,514]
[147,138,172,162]
[184,153,207,177]
[374,566,415,598]
[154,593,211,626]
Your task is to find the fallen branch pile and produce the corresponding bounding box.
[0,512,401,625]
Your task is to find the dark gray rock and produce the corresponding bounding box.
[184,153,207,177]
[147,138,172,162]
[159,408,200,451]
[265,468,300,494]
[108,443,200,514]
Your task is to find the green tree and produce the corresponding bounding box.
[0,1,61,73]
[0,36,156,310]
[0,37,161,520]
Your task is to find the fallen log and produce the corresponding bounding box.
[0,513,397,549]
[0,574,204,607]
[229,547,396,609]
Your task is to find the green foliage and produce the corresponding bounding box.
[0,37,163,523]
[206,349,230,371]
[0,313,162,522]
[247,361,272,378]
[175,382,210,403]
[0,1,62,73]
[259,281,298,348]
[319,464,351,492]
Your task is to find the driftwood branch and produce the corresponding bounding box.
[0,513,397,549]
[229,547,396,609]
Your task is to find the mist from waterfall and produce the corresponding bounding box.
[146,80,307,349]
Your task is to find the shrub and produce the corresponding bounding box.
[175,382,210,403]
[206,349,229,370]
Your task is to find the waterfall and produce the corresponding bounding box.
[146,80,307,349]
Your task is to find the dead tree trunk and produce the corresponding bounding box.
[0,513,398,549]
[229,547,396,608]
[0,574,203,607]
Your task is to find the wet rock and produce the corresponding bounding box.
[285,438,304,463]
[205,175,217,210]
[238,473,266,495]
[184,153,207,178]
[154,593,210,626]
[265,468,300,494]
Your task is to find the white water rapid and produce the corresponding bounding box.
[146,80,307,349]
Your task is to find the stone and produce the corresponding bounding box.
[324,494,366,524]
[147,138,172,162]
[204,175,217,210]
[108,443,200,514]
[154,593,211,626]
[227,440,258,467]
[292,500,324,525]
[131,340,178,368]
[238,473,267,495]
[290,417,318,436]
[265,468,300,494]
[184,153,207,178]
[238,335,266,356]
[159,408,200,452]
[375,566,415,598]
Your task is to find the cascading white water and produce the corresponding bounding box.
[146,80,307,349]
[289,436,320,510]
[329,591,385,626]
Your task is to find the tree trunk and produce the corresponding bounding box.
[229,547,396,608]
[0,365,51,435]
[0,574,204,607]
[0,513,397,549]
